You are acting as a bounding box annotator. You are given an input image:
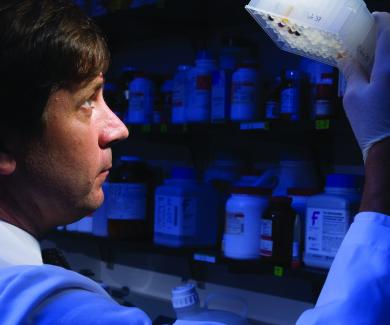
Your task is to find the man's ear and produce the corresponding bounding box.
[0,151,16,175]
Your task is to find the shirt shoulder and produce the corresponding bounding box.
[0,265,151,325]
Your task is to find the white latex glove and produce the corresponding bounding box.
[338,12,390,162]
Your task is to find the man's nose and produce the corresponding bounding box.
[99,106,129,149]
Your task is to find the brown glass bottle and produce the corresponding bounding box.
[107,156,152,241]
[260,196,296,266]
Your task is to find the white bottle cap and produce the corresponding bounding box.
[171,283,200,309]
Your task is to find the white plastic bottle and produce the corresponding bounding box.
[125,73,154,124]
[304,174,362,269]
[223,187,271,260]
[172,65,192,124]
[211,48,239,123]
[172,284,249,325]
[187,51,217,123]
[231,61,260,122]
[154,167,218,247]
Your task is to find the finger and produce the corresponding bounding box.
[337,56,368,90]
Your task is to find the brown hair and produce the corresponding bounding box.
[0,0,110,144]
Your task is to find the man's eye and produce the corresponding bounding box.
[82,100,95,109]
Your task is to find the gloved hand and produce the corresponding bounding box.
[338,12,390,162]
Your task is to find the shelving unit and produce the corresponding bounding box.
[47,230,327,303]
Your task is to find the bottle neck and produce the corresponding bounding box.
[175,304,202,319]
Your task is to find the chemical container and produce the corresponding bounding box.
[154,167,218,247]
[260,196,296,265]
[172,65,192,124]
[187,51,217,123]
[107,156,152,240]
[304,173,363,269]
[125,72,154,124]
[245,0,376,73]
[172,284,249,325]
[231,61,260,122]
[223,187,271,260]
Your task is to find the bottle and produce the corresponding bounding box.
[223,187,271,260]
[264,77,282,120]
[211,47,239,123]
[231,61,260,122]
[172,284,249,325]
[304,174,363,269]
[172,65,192,124]
[154,167,219,247]
[107,156,151,240]
[314,73,336,119]
[187,51,217,123]
[154,77,173,124]
[260,197,296,265]
[280,70,302,121]
[287,187,320,264]
[125,72,154,124]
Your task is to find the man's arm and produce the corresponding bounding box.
[361,138,390,215]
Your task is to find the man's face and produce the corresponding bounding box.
[15,75,128,232]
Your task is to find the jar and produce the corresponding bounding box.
[304,174,363,269]
[231,61,260,122]
[223,187,271,260]
[107,156,152,240]
[187,51,217,123]
[154,167,219,247]
[314,73,336,119]
[280,70,302,121]
[125,72,154,124]
[260,196,296,265]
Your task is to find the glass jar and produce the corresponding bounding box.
[260,196,296,265]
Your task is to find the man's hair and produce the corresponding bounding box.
[0,0,110,145]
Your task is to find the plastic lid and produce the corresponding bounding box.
[326,174,364,189]
[171,283,200,309]
[287,188,320,196]
[231,187,273,196]
[171,167,196,180]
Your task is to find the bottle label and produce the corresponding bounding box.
[225,212,244,235]
[315,99,333,117]
[265,101,280,119]
[292,241,300,259]
[232,81,257,105]
[154,195,197,236]
[306,208,349,257]
[172,83,186,109]
[211,70,230,121]
[107,183,147,220]
[280,87,300,115]
[260,219,273,256]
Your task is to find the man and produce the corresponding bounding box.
[1,1,390,324]
[297,11,390,324]
[0,0,151,323]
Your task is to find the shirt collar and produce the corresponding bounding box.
[0,221,43,267]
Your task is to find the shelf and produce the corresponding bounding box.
[46,230,327,303]
[125,117,352,137]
